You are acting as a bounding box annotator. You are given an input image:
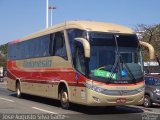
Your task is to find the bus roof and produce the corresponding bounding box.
[10,20,136,43]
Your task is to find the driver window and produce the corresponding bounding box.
[75,43,86,75]
[53,31,67,60]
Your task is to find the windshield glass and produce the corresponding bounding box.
[88,32,143,84]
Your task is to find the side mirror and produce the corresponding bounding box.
[74,38,90,58]
[139,41,155,60]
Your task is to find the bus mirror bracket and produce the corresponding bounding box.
[139,41,155,60]
[74,38,90,58]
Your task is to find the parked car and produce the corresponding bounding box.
[0,66,4,82]
[144,73,160,107]
[0,66,3,78]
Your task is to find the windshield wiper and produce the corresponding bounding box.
[119,55,136,82]
[108,35,136,82]
[108,54,119,80]
[108,35,120,81]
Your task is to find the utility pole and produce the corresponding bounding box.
[46,0,49,28]
[48,6,56,27]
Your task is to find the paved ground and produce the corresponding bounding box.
[0,81,160,120]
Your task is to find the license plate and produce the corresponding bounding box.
[116,98,126,103]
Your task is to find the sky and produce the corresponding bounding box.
[0,0,160,45]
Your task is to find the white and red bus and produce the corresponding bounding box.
[7,21,147,109]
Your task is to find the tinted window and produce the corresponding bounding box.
[8,32,69,60]
[75,43,86,75]
[8,35,50,60]
[67,29,86,55]
[117,35,139,47]
[53,32,67,60]
[89,32,139,47]
[90,33,115,46]
[67,29,87,75]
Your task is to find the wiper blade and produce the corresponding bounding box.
[108,35,119,81]
[120,55,136,82]
[109,54,119,80]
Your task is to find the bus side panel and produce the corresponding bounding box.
[67,73,88,105]
[7,57,77,101]
[7,60,17,92]
[7,78,16,92]
[68,85,87,105]
[21,82,59,99]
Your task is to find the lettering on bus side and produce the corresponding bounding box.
[23,59,52,68]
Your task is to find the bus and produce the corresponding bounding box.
[7,21,151,109]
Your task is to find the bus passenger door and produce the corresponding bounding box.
[73,42,88,103]
[74,42,87,77]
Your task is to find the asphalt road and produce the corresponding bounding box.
[0,81,160,120]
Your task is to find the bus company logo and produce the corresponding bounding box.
[75,73,78,81]
[119,90,128,95]
[23,59,52,68]
[116,86,128,90]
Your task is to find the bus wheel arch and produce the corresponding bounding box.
[16,79,22,98]
[58,82,70,109]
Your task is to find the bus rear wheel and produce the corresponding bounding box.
[16,82,22,98]
[60,88,69,109]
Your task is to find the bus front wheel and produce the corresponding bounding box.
[60,88,69,109]
[16,82,22,98]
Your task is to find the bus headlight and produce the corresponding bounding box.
[85,82,105,93]
[92,85,105,93]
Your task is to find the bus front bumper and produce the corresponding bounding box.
[86,88,144,106]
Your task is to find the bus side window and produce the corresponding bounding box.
[49,33,55,56]
[53,32,68,60]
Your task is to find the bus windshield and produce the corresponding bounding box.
[88,32,143,84]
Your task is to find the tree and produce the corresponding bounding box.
[0,44,7,69]
[0,44,8,55]
[135,24,160,61]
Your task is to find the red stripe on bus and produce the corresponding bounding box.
[21,79,59,85]
[20,79,85,87]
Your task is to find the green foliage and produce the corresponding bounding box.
[0,44,8,55]
[136,24,160,61]
[0,44,7,69]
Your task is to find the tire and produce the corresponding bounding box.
[60,88,70,109]
[143,95,152,107]
[106,106,116,110]
[16,82,22,98]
